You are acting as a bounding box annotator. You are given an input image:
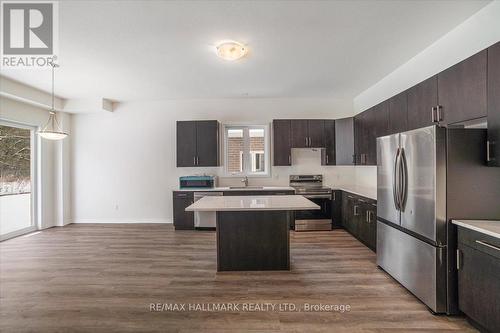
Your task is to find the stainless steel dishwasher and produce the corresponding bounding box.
[193,192,223,229]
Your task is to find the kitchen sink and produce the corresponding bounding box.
[228,186,264,189]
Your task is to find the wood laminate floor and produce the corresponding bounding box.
[0,224,476,333]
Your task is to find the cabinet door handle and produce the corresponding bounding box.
[353,205,359,216]
[288,155,291,164]
[197,156,199,165]
[476,240,500,252]
[456,249,461,270]
[487,140,494,162]
[431,106,437,123]
[193,156,196,165]
[332,192,336,201]
[305,137,308,146]
[326,154,329,164]
[436,105,443,122]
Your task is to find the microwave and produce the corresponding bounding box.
[179,176,217,189]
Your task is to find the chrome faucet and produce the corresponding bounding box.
[241,176,249,187]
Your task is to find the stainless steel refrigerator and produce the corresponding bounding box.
[376,125,500,314]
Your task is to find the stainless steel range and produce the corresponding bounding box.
[289,175,332,231]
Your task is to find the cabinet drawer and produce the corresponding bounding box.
[458,227,500,260]
[173,191,194,199]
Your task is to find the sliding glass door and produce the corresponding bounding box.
[0,121,37,240]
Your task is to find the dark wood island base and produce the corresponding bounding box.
[216,211,292,271]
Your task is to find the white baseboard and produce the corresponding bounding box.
[72,218,173,224]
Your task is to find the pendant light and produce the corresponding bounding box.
[38,63,68,140]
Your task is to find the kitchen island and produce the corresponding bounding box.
[185,195,319,271]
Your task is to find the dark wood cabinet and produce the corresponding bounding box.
[195,121,219,167]
[407,76,438,130]
[388,91,408,134]
[372,101,389,164]
[438,50,487,126]
[308,120,325,148]
[273,120,292,166]
[176,121,197,167]
[291,120,309,148]
[457,227,500,333]
[342,194,359,235]
[331,190,342,228]
[176,120,219,167]
[354,103,387,166]
[341,192,376,252]
[173,191,194,230]
[488,42,500,167]
[354,111,368,165]
[357,201,377,251]
[321,120,336,165]
[335,117,355,165]
[290,119,325,148]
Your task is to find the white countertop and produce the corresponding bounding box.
[452,220,500,239]
[185,195,320,212]
[176,186,295,192]
[330,185,377,200]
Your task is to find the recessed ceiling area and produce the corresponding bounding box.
[0,0,491,101]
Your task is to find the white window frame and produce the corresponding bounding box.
[223,124,270,177]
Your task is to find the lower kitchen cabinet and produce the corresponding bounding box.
[341,191,377,252]
[357,200,377,251]
[331,190,342,228]
[173,191,194,230]
[457,227,500,332]
[342,193,357,235]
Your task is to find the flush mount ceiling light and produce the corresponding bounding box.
[215,41,248,61]
[38,63,68,140]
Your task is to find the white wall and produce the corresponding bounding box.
[354,0,500,113]
[0,194,31,235]
[71,98,362,223]
[0,94,72,229]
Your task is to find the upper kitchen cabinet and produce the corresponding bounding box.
[176,121,197,167]
[407,76,438,130]
[487,42,500,167]
[355,102,388,165]
[308,120,326,148]
[369,101,389,165]
[176,120,220,167]
[291,120,309,148]
[291,119,325,148]
[335,117,355,165]
[354,110,369,165]
[321,120,336,165]
[437,50,487,126]
[273,120,292,166]
[388,91,408,134]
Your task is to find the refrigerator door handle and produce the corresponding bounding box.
[393,148,401,210]
[400,148,408,211]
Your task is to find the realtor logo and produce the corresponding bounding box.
[1,1,58,68]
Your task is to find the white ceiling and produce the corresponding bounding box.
[0,0,490,102]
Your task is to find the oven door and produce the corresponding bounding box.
[295,195,332,220]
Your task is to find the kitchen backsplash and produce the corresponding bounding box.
[175,149,376,189]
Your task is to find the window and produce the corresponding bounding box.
[0,121,37,240]
[224,125,269,176]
